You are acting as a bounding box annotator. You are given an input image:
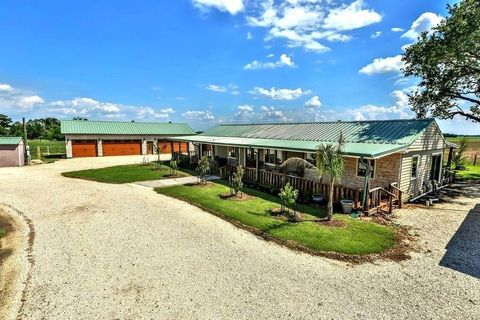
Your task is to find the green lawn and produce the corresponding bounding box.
[63,163,191,183]
[155,181,396,256]
[29,139,66,160]
[456,164,480,180]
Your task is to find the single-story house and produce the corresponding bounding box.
[61,120,196,159]
[0,136,25,167]
[168,119,456,211]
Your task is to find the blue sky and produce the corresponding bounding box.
[0,0,475,133]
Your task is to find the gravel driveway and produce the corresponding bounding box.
[0,156,478,319]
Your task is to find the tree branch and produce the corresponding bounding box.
[448,111,480,123]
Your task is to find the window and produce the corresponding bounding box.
[264,149,276,164]
[228,147,237,158]
[411,155,419,179]
[246,148,255,161]
[357,159,375,178]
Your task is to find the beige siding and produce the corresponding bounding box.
[408,123,445,151]
[398,122,447,200]
[400,149,443,199]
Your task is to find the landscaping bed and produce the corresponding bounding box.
[62,163,191,184]
[155,180,399,258]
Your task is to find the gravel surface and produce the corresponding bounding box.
[0,156,478,319]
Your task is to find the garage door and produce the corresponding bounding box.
[72,140,97,158]
[102,140,142,156]
[157,140,172,154]
[173,142,189,153]
[102,140,142,157]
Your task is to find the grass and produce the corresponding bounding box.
[455,164,480,180]
[155,181,396,256]
[63,163,191,184]
[29,139,66,160]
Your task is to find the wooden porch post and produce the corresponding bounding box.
[446,147,454,168]
[361,158,371,211]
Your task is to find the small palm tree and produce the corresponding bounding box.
[316,133,345,221]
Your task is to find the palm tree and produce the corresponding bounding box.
[316,133,345,221]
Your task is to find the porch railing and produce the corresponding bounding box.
[229,165,402,214]
[238,166,363,208]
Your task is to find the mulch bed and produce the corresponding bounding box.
[218,193,254,201]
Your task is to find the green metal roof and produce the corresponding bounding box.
[61,120,195,135]
[168,119,437,158]
[0,136,23,145]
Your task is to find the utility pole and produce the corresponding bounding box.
[23,117,30,164]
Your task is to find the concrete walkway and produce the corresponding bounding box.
[132,175,220,188]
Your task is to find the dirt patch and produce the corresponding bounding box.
[218,193,255,201]
[0,208,26,320]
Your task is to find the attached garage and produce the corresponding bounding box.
[72,140,97,158]
[102,140,141,156]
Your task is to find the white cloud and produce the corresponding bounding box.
[0,82,45,111]
[192,0,244,15]
[370,31,381,38]
[348,89,413,121]
[0,83,13,92]
[250,86,310,100]
[205,83,239,94]
[136,106,175,119]
[234,104,255,120]
[391,27,404,32]
[359,55,404,75]
[182,109,215,121]
[246,31,252,40]
[49,96,175,121]
[259,106,290,122]
[246,0,379,53]
[205,84,227,92]
[244,53,295,70]
[323,0,382,31]
[402,12,443,41]
[304,95,322,108]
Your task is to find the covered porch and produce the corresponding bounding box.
[196,143,403,214]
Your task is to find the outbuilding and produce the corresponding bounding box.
[0,137,25,167]
[61,120,196,159]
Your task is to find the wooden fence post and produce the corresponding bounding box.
[37,146,41,159]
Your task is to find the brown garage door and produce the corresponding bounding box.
[157,140,172,154]
[173,142,189,153]
[72,140,97,158]
[102,140,142,156]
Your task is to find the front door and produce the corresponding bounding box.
[147,141,154,155]
[430,154,442,182]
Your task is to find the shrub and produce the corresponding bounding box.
[198,156,210,184]
[231,165,244,197]
[279,183,299,216]
[169,160,178,175]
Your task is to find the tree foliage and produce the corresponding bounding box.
[402,0,480,123]
[316,133,345,221]
[453,137,469,169]
[0,113,64,140]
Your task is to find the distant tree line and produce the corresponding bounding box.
[0,114,64,140]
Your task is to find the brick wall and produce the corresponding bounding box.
[338,153,402,190]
